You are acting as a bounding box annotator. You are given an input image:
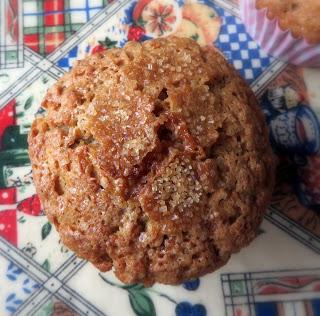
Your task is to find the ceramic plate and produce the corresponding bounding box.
[0,0,320,315]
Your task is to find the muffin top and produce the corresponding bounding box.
[256,0,320,44]
[28,37,275,285]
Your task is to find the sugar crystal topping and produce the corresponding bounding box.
[151,157,203,212]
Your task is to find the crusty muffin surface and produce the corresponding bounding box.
[28,37,275,285]
[256,0,320,44]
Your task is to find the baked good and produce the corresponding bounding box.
[28,36,275,285]
[256,0,320,44]
[240,0,320,67]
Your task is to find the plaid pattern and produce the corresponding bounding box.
[0,0,23,69]
[23,0,111,55]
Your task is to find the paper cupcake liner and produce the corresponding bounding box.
[240,0,320,67]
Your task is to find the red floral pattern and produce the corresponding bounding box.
[0,100,16,145]
[0,210,17,245]
[91,45,107,54]
[17,195,42,216]
[0,187,16,204]
[0,100,18,245]
[145,4,176,35]
[128,25,146,41]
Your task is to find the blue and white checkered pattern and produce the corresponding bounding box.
[215,11,273,83]
[57,46,78,70]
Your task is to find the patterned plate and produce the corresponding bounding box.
[0,0,320,315]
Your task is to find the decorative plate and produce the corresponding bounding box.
[0,0,320,315]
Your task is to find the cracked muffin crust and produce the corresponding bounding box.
[28,37,275,285]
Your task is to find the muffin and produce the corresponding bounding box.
[240,0,320,67]
[256,0,320,44]
[28,37,275,285]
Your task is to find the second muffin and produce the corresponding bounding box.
[241,0,320,67]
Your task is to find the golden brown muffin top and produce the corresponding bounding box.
[256,0,320,44]
[28,37,275,285]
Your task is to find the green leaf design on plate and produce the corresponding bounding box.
[42,76,49,84]
[41,222,52,240]
[122,283,145,290]
[19,185,26,193]
[99,274,158,315]
[18,216,26,223]
[16,112,24,118]
[128,289,156,316]
[191,34,199,41]
[34,299,53,316]
[42,259,50,272]
[4,167,13,177]
[137,17,146,27]
[98,37,117,49]
[24,96,34,110]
